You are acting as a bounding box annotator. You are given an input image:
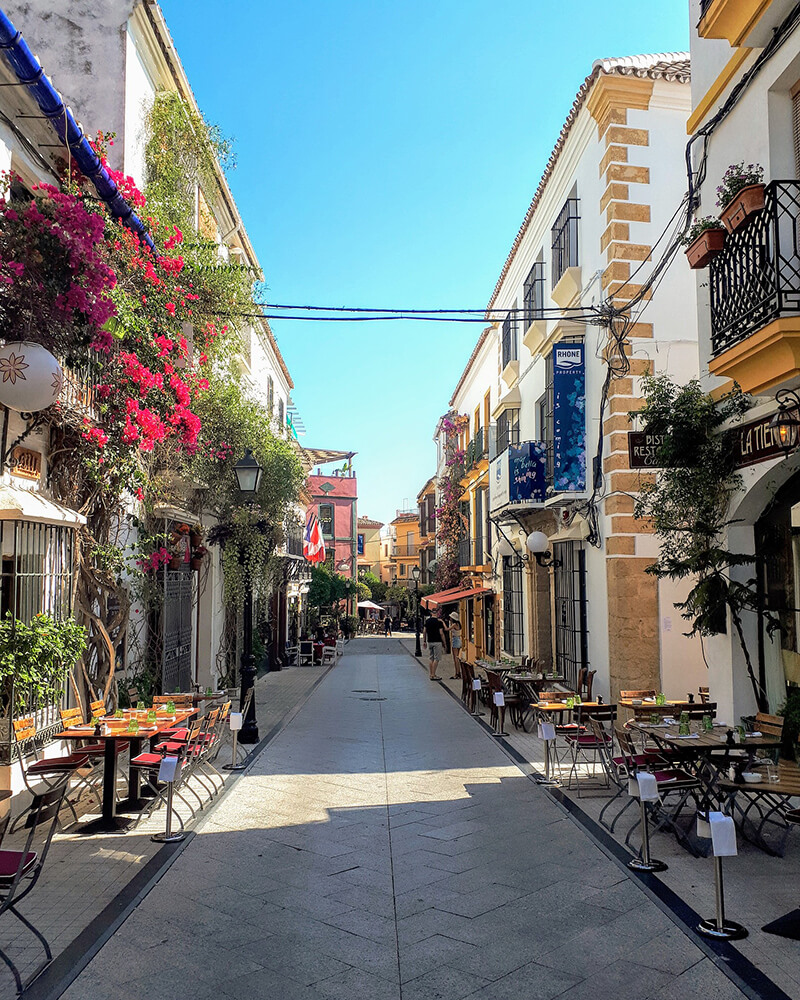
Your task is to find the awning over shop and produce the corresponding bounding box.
[422,586,492,609]
[0,485,86,527]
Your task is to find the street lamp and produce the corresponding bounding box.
[411,565,422,656]
[234,448,263,744]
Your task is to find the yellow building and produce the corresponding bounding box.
[356,516,383,577]
[389,511,420,585]
[416,477,437,585]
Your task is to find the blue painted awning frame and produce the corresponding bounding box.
[0,7,156,251]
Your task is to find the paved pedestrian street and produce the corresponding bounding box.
[62,640,747,1000]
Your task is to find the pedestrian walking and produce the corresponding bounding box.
[448,611,463,679]
[383,615,392,637]
[422,611,448,680]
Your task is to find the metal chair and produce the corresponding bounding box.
[10,719,94,830]
[565,705,616,794]
[0,782,69,994]
[321,645,336,665]
[299,640,314,665]
[285,644,299,665]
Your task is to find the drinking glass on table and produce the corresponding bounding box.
[702,714,713,733]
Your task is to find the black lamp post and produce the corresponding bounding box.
[234,449,263,744]
[411,564,422,657]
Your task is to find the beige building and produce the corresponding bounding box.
[356,516,383,577]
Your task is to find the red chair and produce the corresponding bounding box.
[0,782,69,993]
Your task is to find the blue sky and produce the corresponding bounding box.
[162,0,689,525]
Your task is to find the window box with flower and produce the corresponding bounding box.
[717,163,765,233]
[683,217,726,269]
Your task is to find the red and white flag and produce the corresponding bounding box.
[304,512,326,564]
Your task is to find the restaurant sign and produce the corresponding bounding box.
[627,410,793,471]
[628,432,664,469]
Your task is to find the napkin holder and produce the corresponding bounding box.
[697,812,747,941]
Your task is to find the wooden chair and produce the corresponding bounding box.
[485,670,523,735]
[585,670,597,702]
[89,698,106,718]
[565,705,616,795]
[684,703,717,721]
[577,667,587,697]
[153,694,193,709]
[11,719,94,829]
[460,661,484,716]
[698,686,710,704]
[621,689,656,701]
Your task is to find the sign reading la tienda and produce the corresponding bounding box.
[553,343,586,491]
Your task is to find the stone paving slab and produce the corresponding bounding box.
[396,636,800,998]
[56,637,747,1000]
[0,661,328,997]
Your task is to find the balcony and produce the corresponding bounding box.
[698,0,791,47]
[464,429,488,473]
[708,181,800,394]
[392,543,418,557]
[458,537,487,568]
[286,526,304,557]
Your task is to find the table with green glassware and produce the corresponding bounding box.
[59,707,196,833]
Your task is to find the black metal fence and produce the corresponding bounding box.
[709,180,800,356]
[502,556,524,656]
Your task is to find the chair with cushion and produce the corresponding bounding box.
[299,640,314,666]
[485,669,523,736]
[321,645,337,666]
[0,781,69,994]
[11,719,94,829]
[565,705,617,795]
[131,720,205,826]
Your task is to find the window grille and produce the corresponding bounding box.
[318,504,334,536]
[551,196,580,288]
[501,313,518,369]
[0,519,78,763]
[496,410,520,454]
[523,257,546,327]
[502,555,524,656]
[552,541,588,691]
[793,89,800,177]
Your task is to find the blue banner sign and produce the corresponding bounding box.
[553,343,586,491]
[509,442,547,503]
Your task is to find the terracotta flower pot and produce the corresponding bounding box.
[685,228,726,269]
[720,183,765,233]
[169,554,182,571]
[191,557,203,571]
[190,532,202,548]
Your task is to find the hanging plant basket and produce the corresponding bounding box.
[191,556,204,571]
[720,183,765,233]
[685,228,726,269]
[190,531,202,548]
[168,553,183,571]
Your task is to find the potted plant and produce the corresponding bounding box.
[717,162,765,233]
[168,552,183,571]
[190,524,203,548]
[191,545,207,571]
[683,217,727,269]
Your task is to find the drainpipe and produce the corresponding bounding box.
[0,8,156,251]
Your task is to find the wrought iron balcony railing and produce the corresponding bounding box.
[392,543,418,557]
[465,429,488,470]
[458,537,487,567]
[709,181,800,356]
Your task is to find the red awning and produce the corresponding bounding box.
[422,586,493,609]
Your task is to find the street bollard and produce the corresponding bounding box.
[628,771,667,873]
[537,721,559,785]
[697,811,747,940]
[223,711,246,772]
[471,678,484,717]
[151,755,184,843]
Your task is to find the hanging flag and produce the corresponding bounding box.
[304,512,326,564]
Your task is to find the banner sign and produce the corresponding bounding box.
[509,442,547,503]
[490,441,547,511]
[553,343,586,491]
[628,431,665,469]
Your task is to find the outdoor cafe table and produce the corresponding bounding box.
[629,720,783,807]
[60,709,195,834]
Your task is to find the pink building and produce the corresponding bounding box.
[307,460,358,578]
